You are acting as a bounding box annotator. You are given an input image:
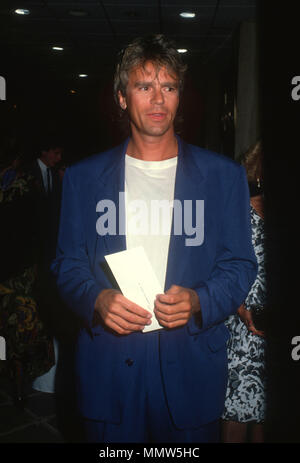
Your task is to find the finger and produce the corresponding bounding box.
[108,304,152,326]
[252,328,265,337]
[156,292,184,305]
[156,317,188,329]
[119,294,153,319]
[165,285,182,294]
[248,325,265,337]
[109,294,152,321]
[155,298,189,315]
[155,308,189,324]
[248,324,256,333]
[103,316,132,335]
[108,320,132,335]
[107,313,147,333]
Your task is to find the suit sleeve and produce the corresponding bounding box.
[189,165,258,334]
[51,167,102,328]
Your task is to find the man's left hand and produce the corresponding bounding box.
[154,285,201,329]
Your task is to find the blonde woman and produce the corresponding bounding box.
[222,142,266,443]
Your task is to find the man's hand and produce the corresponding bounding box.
[237,304,265,337]
[94,289,152,335]
[154,285,201,329]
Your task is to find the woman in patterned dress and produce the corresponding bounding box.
[222,141,266,442]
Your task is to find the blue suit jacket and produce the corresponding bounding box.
[52,136,257,429]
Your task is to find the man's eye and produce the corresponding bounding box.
[165,87,176,92]
[139,86,149,91]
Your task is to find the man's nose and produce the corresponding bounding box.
[151,87,164,105]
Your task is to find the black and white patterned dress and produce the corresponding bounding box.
[222,206,266,423]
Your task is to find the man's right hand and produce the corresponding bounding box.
[94,289,152,335]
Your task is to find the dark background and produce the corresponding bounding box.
[0,0,299,443]
[260,1,300,443]
[0,0,256,162]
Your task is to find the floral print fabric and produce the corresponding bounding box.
[0,266,55,379]
[222,207,266,423]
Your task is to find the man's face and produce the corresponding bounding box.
[41,147,62,168]
[118,61,180,139]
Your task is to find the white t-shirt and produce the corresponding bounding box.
[125,154,178,290]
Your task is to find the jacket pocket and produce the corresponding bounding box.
[207,323,230,352]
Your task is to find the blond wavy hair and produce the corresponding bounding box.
[242,141,263,183]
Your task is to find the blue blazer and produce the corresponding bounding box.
[52,136,257,429]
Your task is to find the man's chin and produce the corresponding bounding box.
[143,125,173,137]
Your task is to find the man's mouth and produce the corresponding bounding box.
[147,112,167,120]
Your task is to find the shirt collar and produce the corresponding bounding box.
[37,158,49,172]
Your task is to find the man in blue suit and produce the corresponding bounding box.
[51,34,257,443]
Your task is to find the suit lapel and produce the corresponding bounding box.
[164,137,205,291]
[92,139,129,257]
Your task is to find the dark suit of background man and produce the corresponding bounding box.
[27,139,63,389]
[29,141,63,271]
[52,34,258,443]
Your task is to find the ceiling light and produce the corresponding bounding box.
[179,12,196,19]
[79,74,88,78]
[177,49,188,54]
[52,46,64,51]
[15,8,30,15]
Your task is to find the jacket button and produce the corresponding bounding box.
[125,358,134,366]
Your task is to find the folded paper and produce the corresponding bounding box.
[104,246,163,332]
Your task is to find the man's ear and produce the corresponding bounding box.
[118,90,127,110]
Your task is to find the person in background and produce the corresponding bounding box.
[0,142,55,407]
[222,141,266,443]
[27,136,63,395]
[27,137,63,269]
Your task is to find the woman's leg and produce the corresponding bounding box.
[221,419,248,443]
[250,422,264,442]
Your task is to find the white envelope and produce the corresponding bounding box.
[104,246,163,332]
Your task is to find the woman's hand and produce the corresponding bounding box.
[237,304,265,337]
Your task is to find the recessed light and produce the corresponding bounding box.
[79,74,88,78]
[70,90,76,94]
[177,49,188,54]
[179,12,196,19]
[15,8,30,15]
[52,46,64,51]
